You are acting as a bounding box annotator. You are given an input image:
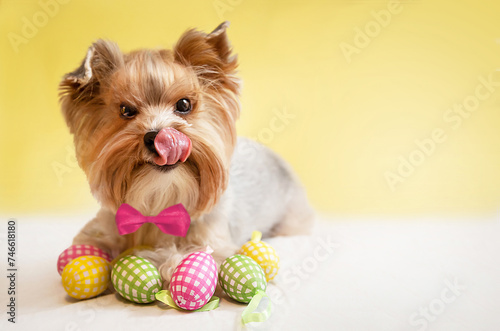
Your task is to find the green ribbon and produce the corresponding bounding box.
[241,290,272,324]
[155,290,219,312]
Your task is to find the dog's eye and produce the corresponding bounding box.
[175,98,192,114]
[119,104,138,119]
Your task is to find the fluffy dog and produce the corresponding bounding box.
[59,22,314,288]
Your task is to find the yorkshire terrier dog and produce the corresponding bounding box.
[59,22,314,289]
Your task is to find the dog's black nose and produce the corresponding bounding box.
[144,131,158,154]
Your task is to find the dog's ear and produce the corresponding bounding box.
[59,40,123,133]
[174,22,238,91]
[205,21,234,64]
[60,39,123,100]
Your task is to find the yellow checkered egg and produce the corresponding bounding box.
[61,256,110,299]
[111,256,162,304]
[219,254,267,303]
[239,231,279,281]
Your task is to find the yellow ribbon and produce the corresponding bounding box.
[241,290,272,324]
[251,231,262,243]
[155,290,220,312]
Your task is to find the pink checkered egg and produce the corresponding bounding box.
[57,245,111,275]
[169,251,218,310]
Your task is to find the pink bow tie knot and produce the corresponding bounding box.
[115,203,191,236]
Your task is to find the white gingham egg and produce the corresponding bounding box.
[239,231,279,281]
[111,256,162,304]
[61,256,110,299]
[57,245,111,275]
[169,251,217,310]
[219,254,267,303]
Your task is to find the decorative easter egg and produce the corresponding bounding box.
[57,244,111,275]
[170,251,218,310]
[219,254,267,303]
[239,231,279,281]
[61,256,110,299]
[111,255,162,303]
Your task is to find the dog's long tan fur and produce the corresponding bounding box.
[59,22,314,288]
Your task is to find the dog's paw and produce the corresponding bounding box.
[132,248,185,290]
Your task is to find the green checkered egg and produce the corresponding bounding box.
[219,254,267,303]
[111,255,162,303]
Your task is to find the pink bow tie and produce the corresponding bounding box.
[115,203,191,236]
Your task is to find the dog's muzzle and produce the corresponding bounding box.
[143,128,192,166]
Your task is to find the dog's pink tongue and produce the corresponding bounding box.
[153,128,192,166]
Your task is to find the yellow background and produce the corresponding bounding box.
[0,0,499,216]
